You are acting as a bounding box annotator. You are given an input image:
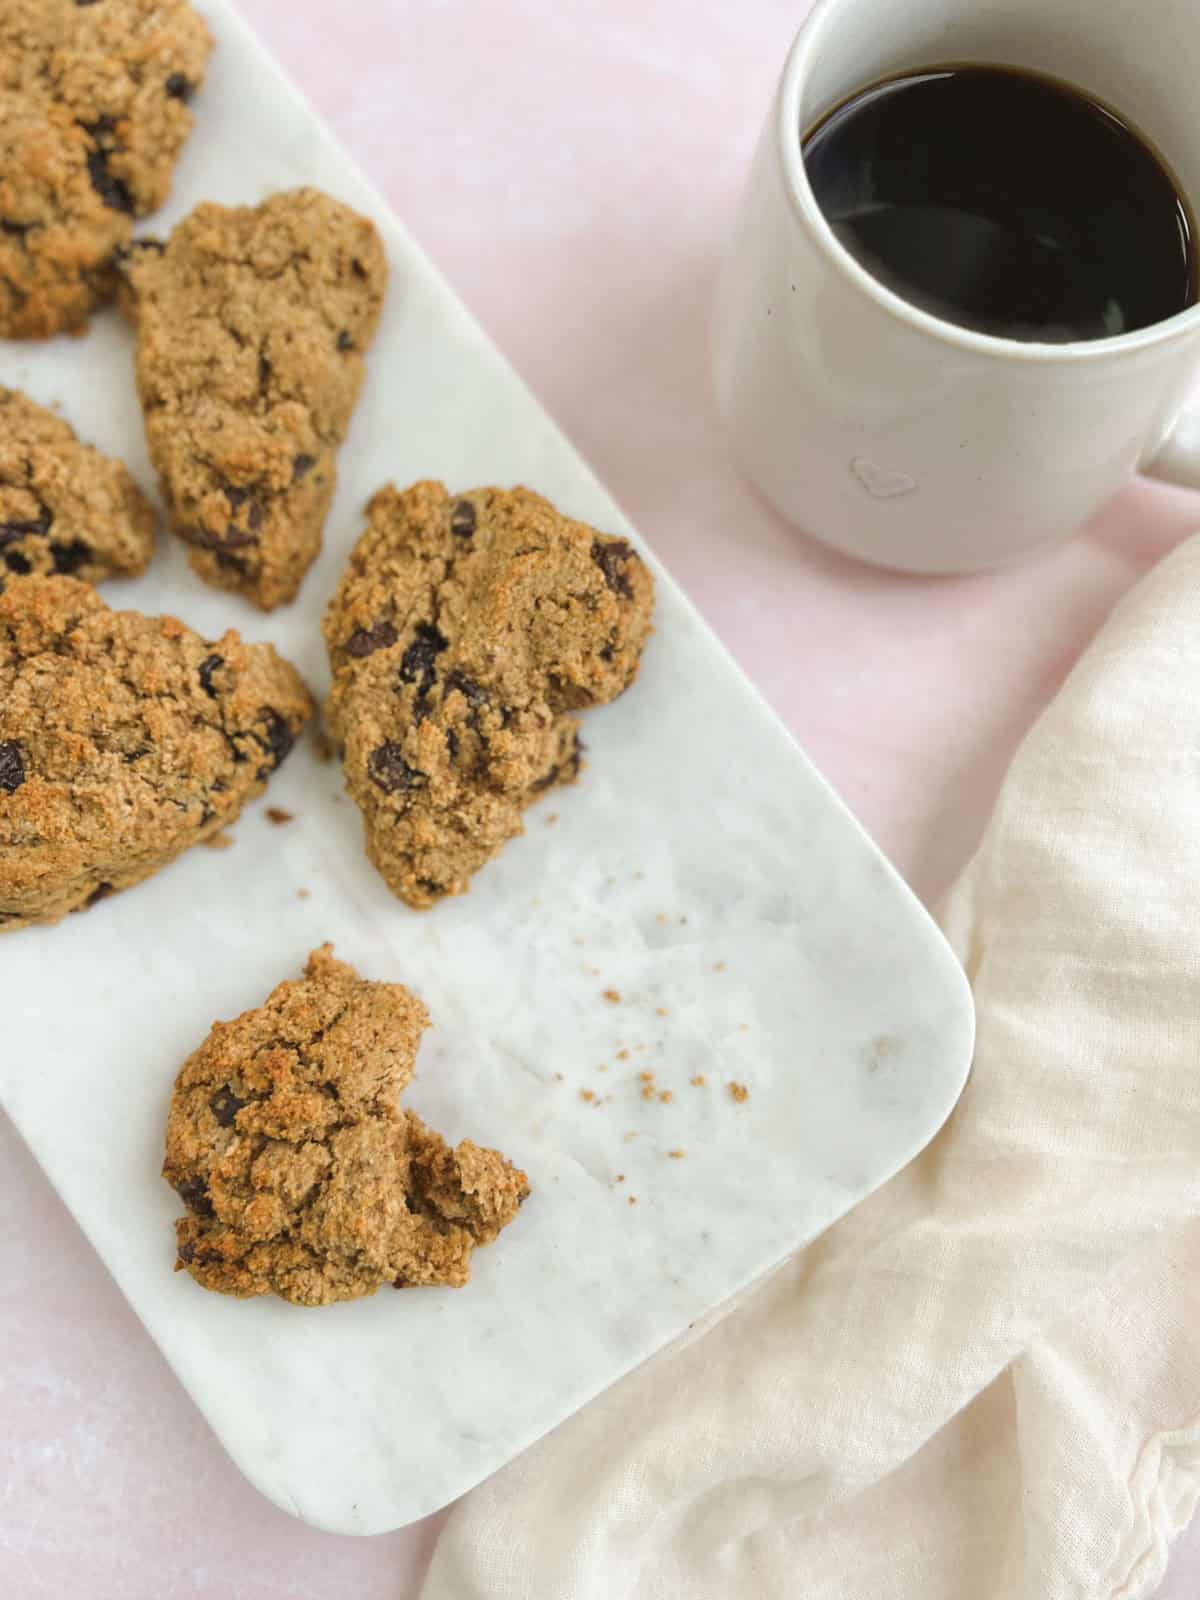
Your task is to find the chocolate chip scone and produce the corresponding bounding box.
[0,573,312,930]
[323,481,655,908]
[0,387,155,581]
[120,188,388,610]
[0,0,212,339]
[163,944,529,1306]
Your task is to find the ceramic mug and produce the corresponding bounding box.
[714,0,1200,575]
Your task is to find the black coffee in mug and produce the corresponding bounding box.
[801,65,1198,342]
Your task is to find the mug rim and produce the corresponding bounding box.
[777,0,1200,364]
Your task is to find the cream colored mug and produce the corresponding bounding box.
[714,0,1200,574]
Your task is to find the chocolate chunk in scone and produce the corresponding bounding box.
[120,188,389,610]
[0,0,212,339]
[163,944,529,1306]
[0,388,155,582]
[0,574,312,930]
[322,482,655,909]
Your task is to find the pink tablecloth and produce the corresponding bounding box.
[4,3,1200,1594]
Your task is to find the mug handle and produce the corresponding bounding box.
[1145,403,1200,488]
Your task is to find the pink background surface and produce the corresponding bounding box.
[3,2,1199,1593]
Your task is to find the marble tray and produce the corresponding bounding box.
[0,0,974,1535]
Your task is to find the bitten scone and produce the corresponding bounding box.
[0,387,155,581]
[0,0,213,339]
[0,574,312,930]
[163,945,529,1306]
[120,188,389,610]
[323,482,655,908]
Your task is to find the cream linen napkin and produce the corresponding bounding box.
[422,535,1200,1600]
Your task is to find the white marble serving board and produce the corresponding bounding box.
[0,0,974,1536]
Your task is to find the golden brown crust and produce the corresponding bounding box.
[0,0,213,339]
[121,188,389,610]
[0,573,312,930]
[163,945,529,1305]
[322,482,655,908]
[0,387,155,581]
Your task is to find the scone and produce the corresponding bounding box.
[163,945,529,1306]
[120,188,388,609]
[0,387,155,581]
[323,481,655,908]
[0,573,312,930]
[0,0,212,339]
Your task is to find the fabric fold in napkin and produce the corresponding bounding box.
[422,534,1200,1600]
